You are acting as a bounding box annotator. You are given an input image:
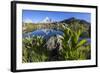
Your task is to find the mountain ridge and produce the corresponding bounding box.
[59,17,90,25]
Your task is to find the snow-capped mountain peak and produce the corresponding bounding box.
[40,17,52,23]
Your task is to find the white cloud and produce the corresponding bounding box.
[23,19,33,23]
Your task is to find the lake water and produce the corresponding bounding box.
[23,29,63,40]
[23,29,91,43]
[79,37,91,44]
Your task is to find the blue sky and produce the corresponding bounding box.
[22,10,91,23]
